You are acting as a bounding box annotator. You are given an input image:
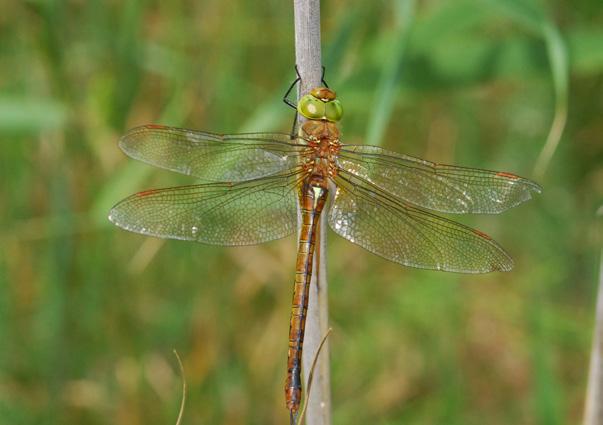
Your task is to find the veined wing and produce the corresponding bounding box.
[328,170,514,273]
[337,145,541,214]
[108,171,302,246]
[120,124,308,182]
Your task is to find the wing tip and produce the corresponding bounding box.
[514,175,542,195]
[485,177,542,213]
[529,180,543,195]
[107,205,126,229]
[118,125,146,152]
[118,123,170,151]
[491,258,514,273]
[107,205,166,240]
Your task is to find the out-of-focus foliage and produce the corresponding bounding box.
[1,0,602,424]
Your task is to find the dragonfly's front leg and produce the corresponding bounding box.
[283,65,331,136]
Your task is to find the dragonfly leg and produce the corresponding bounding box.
[289,112,299,136]
[283,64,301,134]
[283,64,330,134]
[282,67,301,134]
[283,66,301,110]
[321,65,329,88]
[283,64,329,108]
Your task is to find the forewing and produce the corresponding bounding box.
[328,171,514,273]
[109,172,301,246]
[120,124,307,182]
[337,145,541,214]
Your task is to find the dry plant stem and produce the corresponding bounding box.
[583,247,603,425]
[172,350,186,425]
[293,1,331,424]
[533,102,567,180]
[298,328,333,424]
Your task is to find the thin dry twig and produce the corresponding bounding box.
[293,1,332,424]
[173,349,187,425]
[583,208,603,425]
[298,328,333,425]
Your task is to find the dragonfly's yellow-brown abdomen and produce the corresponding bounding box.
[285,176,329,414]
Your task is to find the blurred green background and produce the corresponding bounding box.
[1,0,602,424]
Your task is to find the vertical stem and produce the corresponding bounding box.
[293,1,331,424]
[294,0,322,93]
[583,244,603,425]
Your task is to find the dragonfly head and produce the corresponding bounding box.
[297,87,343,122]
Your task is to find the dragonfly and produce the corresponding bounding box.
[109,85,541,419]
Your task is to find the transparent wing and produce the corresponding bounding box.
[109,171,302,246]
[119,124,308,182]
[337,145,542,214]
[328,171,514,273]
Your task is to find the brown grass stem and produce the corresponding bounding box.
[583,210,603,425]
[293,1,331,424]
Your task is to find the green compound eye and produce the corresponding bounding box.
[297,94,326,120]
[325,99,343,122]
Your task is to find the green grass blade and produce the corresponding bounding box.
[364,0,415,147]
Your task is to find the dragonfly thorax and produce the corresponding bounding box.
[300,120,341,178]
